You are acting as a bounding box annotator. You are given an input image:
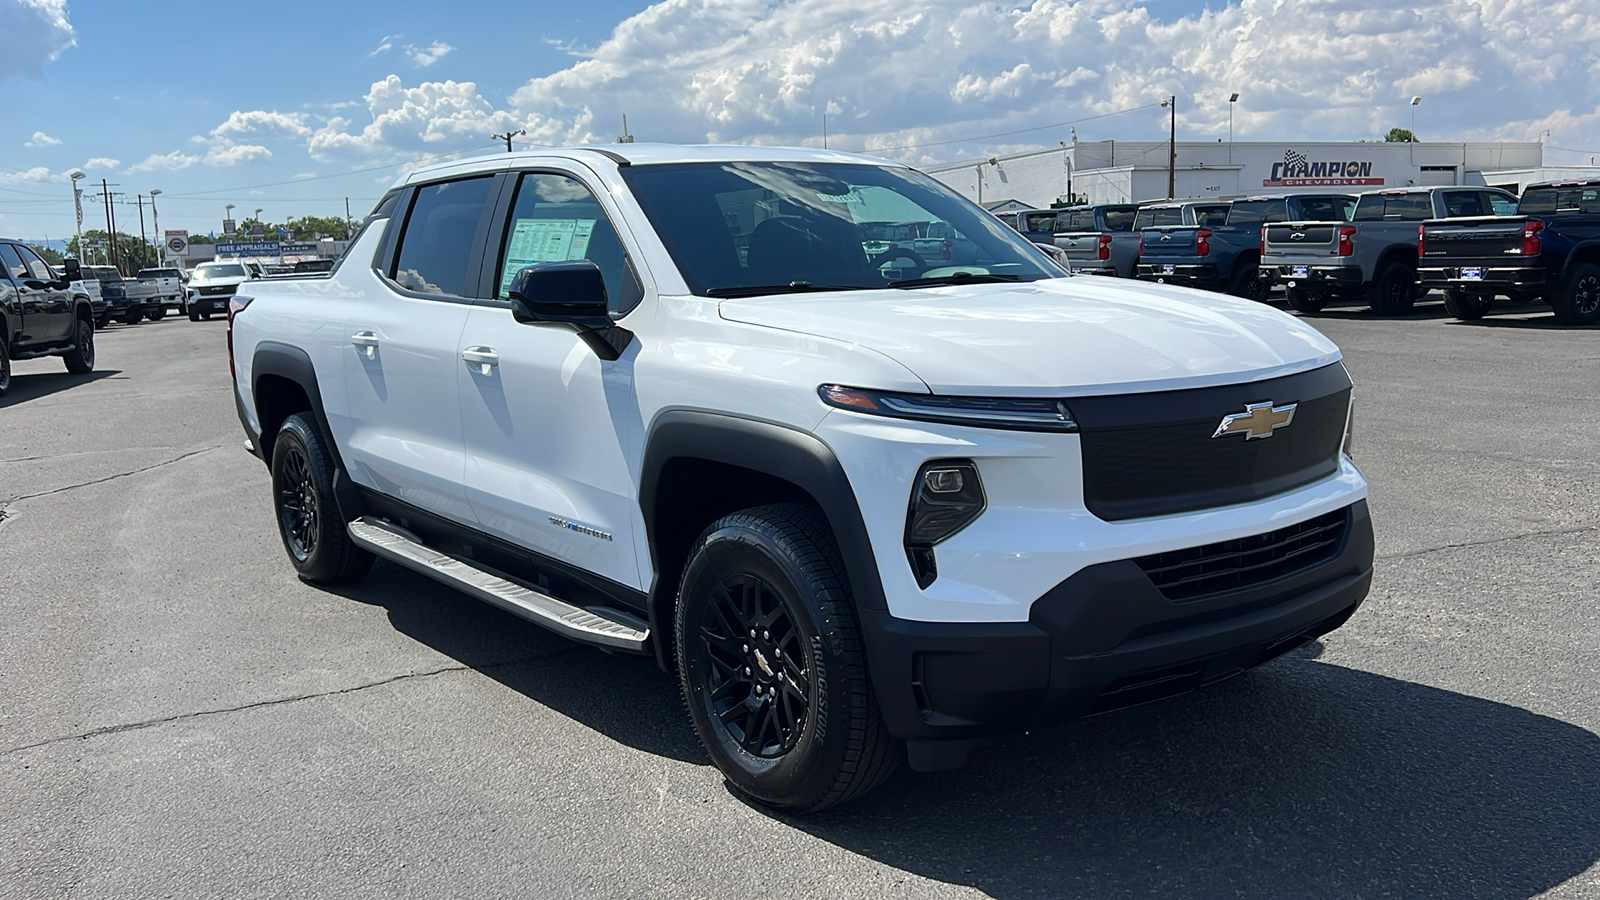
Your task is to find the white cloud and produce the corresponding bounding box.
[127,139,270,172]
[370,34,400,56]
[84,157,120,169]
[24,130,61,147]
[128,150,201,172]
[212,110,312,140]
[0,166,58,184]
[0,0,75,80]
[306,0,1600,167]
[406,41,454,68]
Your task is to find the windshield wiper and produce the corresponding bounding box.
[705,282,866,298]
[887,272,1027,289]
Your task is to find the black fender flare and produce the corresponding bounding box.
[639,410,888,667]
[250,341,342,469]
[1556,240,1600,287]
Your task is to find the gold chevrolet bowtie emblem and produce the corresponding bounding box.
[1212,401,1297,440]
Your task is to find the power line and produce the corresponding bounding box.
[862,103,1166,153]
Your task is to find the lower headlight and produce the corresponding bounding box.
[904,460,985,588]
[1342,395,1354,458]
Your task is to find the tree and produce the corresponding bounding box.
[27,244,64,265]
[67,229,159,274]
[1385,127,1418,143]
[283,214,352,241]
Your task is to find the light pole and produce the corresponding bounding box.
[1160,96,1176,199]
[149,189,162,262]
[254,208,263,237]
[1228,92,1239,165]
[225,203,235,238]
[69,170,86,260]
[1410,96,1421,139]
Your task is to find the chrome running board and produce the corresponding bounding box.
[346,516,650,653]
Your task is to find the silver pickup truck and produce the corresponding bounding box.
[1051,204,1141,277]
[1261,186,1518,314]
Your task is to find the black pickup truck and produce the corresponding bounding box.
[1419,179,1600,324]
[1,242,97,396]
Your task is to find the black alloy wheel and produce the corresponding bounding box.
[1369,263,1416,316]
[676,504,900,812]
[277,443,319,563]
[1227,259,1269,303]
[1553,262,1600,326]
[95,315,110,329]
[1443,289,1493,321]
[64,319,95,374]
[269,413,374,584]
[699,572,811,759]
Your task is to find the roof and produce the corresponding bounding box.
[402,143,905,185]
[1525,179,1600,190]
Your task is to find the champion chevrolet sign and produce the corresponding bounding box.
[1264,149,1384,187]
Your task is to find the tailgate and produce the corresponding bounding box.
[1053,230,1109,264]
[1138,226,1198,259]
[1420,216,1525,265]
[1264,221,1342,261]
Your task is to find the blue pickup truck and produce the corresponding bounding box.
[1136,194,1353,301]
[1419,179,1600,324]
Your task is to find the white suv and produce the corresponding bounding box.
[229,145,1372,811]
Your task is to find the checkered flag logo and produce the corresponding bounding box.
[1284,149,1307,174]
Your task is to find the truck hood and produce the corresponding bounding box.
[717,278,1342,396]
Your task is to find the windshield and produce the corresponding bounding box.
[619,161,1058,296]
[195,263,248,279]
[1294,196,1355,222]
[1227,199,1290,226]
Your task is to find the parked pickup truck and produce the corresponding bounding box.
[1002,208,1061,244]
[84,265,159,326]
[1136,194,1347,300]
[230,144,1371,811]
[1261,186,1518,315]
[137,267,187,319]
[1418,179,1600,324]
[1051,203,1140,276]
[1,242,97,395]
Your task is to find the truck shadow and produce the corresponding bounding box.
[331,564,1600,899]
[0,369,120,408]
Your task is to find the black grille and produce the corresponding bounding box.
[1072,363,1350,521]
[1135,508,1349,602]
[197,284,237,296]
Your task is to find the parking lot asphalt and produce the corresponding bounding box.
[2,297,1598,899]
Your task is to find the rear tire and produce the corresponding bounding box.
[1226,259,1268,302]
[1368,262,1416,316]
[1552,262,1600,326]
[270,413,374,585]
[1443,289,1492,321]
[200,311,212,321]
[675,503,901,812]
[147,307,166,321]
[1284,285,1328,313]
[96,315,110,329]
[63,318,95,374]
[122,307,142,325]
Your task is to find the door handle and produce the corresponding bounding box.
[461,346,499,375]
[350,331,379,359]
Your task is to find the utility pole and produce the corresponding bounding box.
[345,197,354,241]
[822,114,828,150]
[96,179,125,270]
[492,129,525,152]
[1166,95,1177,199]
[136,195,149,271]
[149,189,162,263]
[617,115,634,144]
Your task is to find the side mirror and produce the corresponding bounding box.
[507,261,629,361]
[508,261,610,323]
[63,258,81,280]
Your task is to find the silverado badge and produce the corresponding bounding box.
[1212,401,1297,440]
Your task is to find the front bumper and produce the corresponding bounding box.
[862,499,1374,744]
[189,291,236,314]
[1135,262,1218,286]
[1417,266,1549,291]
[1260,264,1362,290]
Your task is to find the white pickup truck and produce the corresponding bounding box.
[229,144,1372,810]
[137,267,186,319]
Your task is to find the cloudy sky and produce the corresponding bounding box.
[2,0,1598,240]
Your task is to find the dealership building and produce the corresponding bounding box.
[924,139,1592,209]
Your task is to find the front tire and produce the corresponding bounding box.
[1443,289,1492,321]
[0,338,11,396]
[147,307,166,321]
[1368,262,1416,316]
[1552,262,1600,326]
[675,504,900,812]
[63,318,95,374]
[122,307,142,325]
[270,414,374,585]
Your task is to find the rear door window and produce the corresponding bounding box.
[1485,192,1519,216]
[0,244,26,283]
[1442,191,1486,217]
[391,176,497,298]
[1227,199,1289,225]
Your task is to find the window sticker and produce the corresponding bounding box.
[499,217,597,294]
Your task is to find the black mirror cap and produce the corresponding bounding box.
[63,258,82,279]
[508,261,610,324]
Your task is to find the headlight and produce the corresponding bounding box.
[904,459,986,588]
[1342,394,1354,458]
[819,385,1078,433]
